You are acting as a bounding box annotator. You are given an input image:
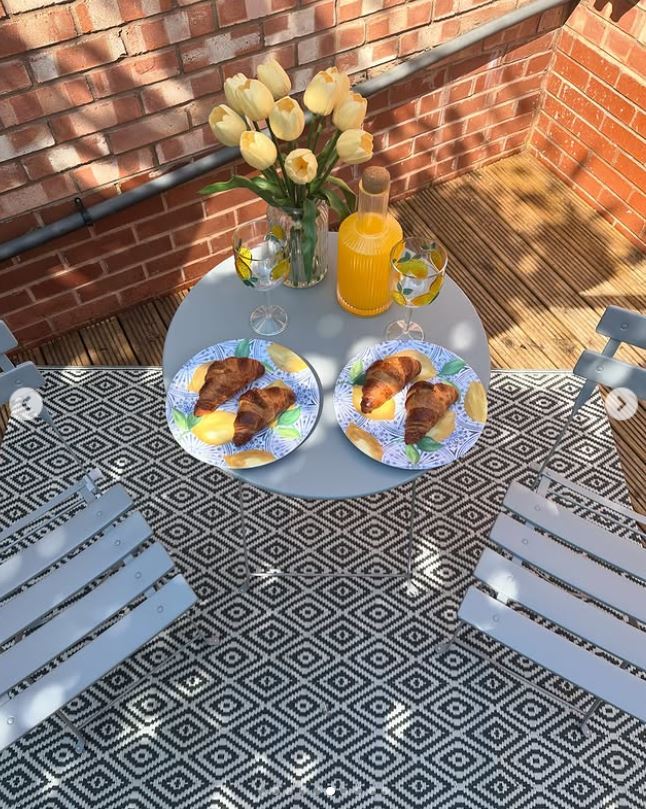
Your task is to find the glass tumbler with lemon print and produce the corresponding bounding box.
[233,218,290,336]
[384,236,447,341]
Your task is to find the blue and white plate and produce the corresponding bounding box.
[334,339,487,470]
[166,338,321,470]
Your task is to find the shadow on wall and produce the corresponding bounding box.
[593,0,640,22]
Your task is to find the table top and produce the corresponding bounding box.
[163,232,491,500]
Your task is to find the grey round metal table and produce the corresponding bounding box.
[163,232,491,583]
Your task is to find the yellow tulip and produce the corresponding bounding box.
[332,91,367,131]
[223,73,247,115]
[269,97,305,141]
[325,66,350,102]
[240,130,277,170]
[208,104,247,147]
[237,78,274,122]
[336,129,373,164]
[285,148,318,185]
[303,70,339,116]
[257,57,291,100]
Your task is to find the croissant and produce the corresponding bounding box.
[194,357,264,416]
[233,385,296,446]
[361,356,422,413]
[404,381,458,445]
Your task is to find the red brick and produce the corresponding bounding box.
[434,0,456,19]
[50,294,121,333]
[22,134,110,180]
[602,26,635,61]
[156,124,213,163]
[103,235,173,272]
[63,229,136,266]
[216,0,292,27]
[0,162,28,193]
[89,50,180,98]
[613,153,646,191]
[109,109,189,154]
[0,253,59,295]
[173,209,236,246]
[221,44,295,81]
[298,21,365,64]
[73,149,156,191]
[145,242,210,276]
[366,1,432,42]
[0,60,32,97]
[264,2,335,46]
[119,268,186,308]
[586,76,635,126]
[0,6,76,60]
[182,252,221,283]
[585,154,633,201]
[30,263,104,300]
[0,289,35,315]
[566,32,620,85]
[7,290,78,330]
[568,4,606,44]
[72,0,174,33]
[600,117,646,164]
[0,123,54,161]
[0,212,39,244]
[122,3,216,55]
[77,266,146,302]
[136,201,204,240]
[91,196,165,237]
[0,78,92,130]
[553,52,589,89]
[30,34,126,83]
[51,96,143,141]
[141,71,222,115]
[616,70,643,105]
[180,24,262,72]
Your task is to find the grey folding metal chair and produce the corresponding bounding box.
[0,320,197,753]
[440,306,646,735]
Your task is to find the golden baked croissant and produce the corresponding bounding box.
[361,356,422,413]
[233,385,296,446]
[194,357,264,416]
[404,381,458,445]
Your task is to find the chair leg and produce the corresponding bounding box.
[58,710,86,754]
[434,621,463,655]
[579,697,603,739]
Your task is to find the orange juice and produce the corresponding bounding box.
[337,167,403,317]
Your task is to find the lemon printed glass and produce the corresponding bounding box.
[384,236,447,341]
[233,218,289,336]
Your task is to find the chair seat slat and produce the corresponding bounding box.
[490,513,646,624]
[0,576,196,750]
[0,363,44,408]
[596,306,646,350]
[475,549,646,671]
[0,321,18,356]
[573,351,646,400]
[458,587,646,724]
[504,483,646,581]
[0,511,151,646]
[0,543,173,696]
[0,484,132,601]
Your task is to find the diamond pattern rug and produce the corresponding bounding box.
[0,369,643,809]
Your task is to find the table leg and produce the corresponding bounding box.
[238,477,251,592]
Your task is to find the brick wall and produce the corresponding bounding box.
[1,0,569,344]
[530,0,645,247]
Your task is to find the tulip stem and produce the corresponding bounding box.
[307,115,321,150]
[266,121,295,206]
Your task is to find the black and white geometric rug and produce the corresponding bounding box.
[0,369,643,809]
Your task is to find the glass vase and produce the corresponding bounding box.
[267,201,329,288]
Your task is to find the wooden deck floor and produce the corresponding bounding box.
[6,153,645,513]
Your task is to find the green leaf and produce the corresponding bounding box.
[263,362,275,373]
[186,414,201,430]
[319,188,351,222]
[276,425,300,440]
[172,409,189,431]
[404,444,420,464]
[348,359,364,384]
[301,196,317,283]
[439,358,466,376]
[416,436,443,453]
[278,406,301,426]
[199,175,288,207]
[326,175,357,213]
[235,338,251,358]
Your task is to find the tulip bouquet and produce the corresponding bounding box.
[202,60,373,286]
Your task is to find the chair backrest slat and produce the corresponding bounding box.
[490,513,646,623]
[0,543,173,696]
[0,575,196,750]
[504,482,646,581]
[0,511,151,645]
[573,350,646,400]
[0,362,45,408]
[0,484,132,601]
[0,321,17,356]
[596,305,646,350]
[459,587,646,723]
[474,548,646,671]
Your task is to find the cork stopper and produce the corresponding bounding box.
[361,166,390,195]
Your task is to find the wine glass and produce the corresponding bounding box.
[233,218,290,336]
[384,236,447,341]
